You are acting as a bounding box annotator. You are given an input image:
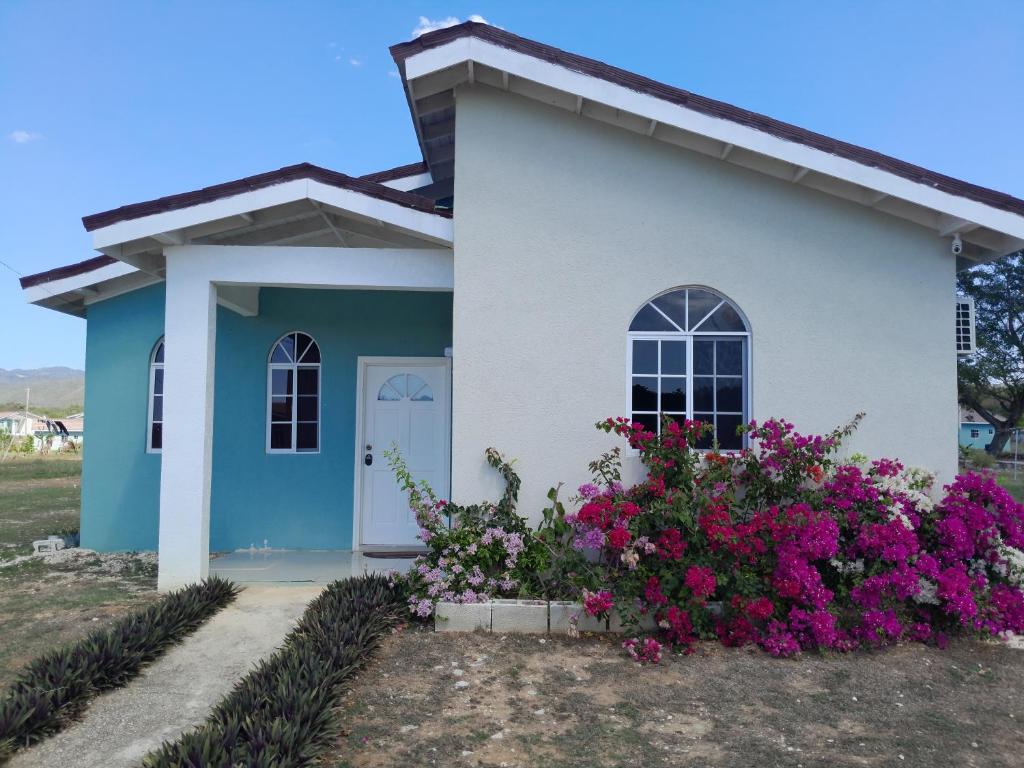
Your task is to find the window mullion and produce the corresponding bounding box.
[686,335,694,423]
[291,363,298,452]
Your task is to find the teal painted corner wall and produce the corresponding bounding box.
[81,283,453,553]
[81,282,165,551]
[210,288,453,551]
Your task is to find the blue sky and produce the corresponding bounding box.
[2,1,1022,370]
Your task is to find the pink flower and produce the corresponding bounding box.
[684,566,717,600]
[583,589,614,617]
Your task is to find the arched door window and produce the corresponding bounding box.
[267,332,321,453]
[147,338,164,452]
[627,287,750,449]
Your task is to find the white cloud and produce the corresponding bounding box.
[387,70,400,78]
[412,14,491,37]
[349,57,364,67]
[8,130,41,144]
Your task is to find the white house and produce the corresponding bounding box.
[18,23,1024,590]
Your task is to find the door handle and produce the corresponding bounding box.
[364,452,373,466]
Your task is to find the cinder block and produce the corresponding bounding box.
[434,601,491,632]
[608,609,657,634]
[550,601,606,634]
[491,599,548,633]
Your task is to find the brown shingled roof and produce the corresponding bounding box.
[82,162,451,232]
[20,255,118,289]
[391,22,1024,220]
[359,161,429,184]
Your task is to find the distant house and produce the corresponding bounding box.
[0,411,84,450]
[959,408,995,450]
[0,411,45,438]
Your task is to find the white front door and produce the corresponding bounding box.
[358,358,451,547]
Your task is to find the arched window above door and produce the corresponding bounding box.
[378,373,434,402]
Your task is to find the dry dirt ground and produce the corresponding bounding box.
[327,628,1024,768]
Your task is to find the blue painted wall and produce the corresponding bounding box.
[209,288,452,551]
[81,282,165,551]
[959,422,995,450]
[80,284,452,552]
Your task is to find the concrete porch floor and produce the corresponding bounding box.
[210,549,417,584]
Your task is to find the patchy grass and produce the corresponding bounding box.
[328,629,1024,768]
[0,455,81,560]
[0,454,159,688]
[996,470,1024,502]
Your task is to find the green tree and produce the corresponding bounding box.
[958,251,1024,454]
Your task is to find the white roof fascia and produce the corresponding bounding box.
[382,171,433,191]
[21,260,138,303]
[404,38,1024,250]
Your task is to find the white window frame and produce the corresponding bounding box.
[146,338,164,454]
[625,288,752,451]
[970,428,981,439]
[266,331,322,455]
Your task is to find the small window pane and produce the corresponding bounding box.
[686,291,720,331]
[151,423,163,450]
[410,388,434,402]
[631,377,658,411]
[153,368,164,394]
[386,374,407,398]
[297,368,318,395]
[651,291,687,330]
[300,342,321,364]
[294,334,313,362]
[717,414,744,450]
[693,377,714,411]
[152,394,163,422]
[407,374,429,397]
[296,423,318,451]
[153,343,164,364]
[271,396,292,422]
[693,414,714,449]
[632,340,658,374]
[272,369,293,396]
[378,383,402,401]
[661,341,686,375]
[296,396,318,421]
[716,341,743,375]
[629,304,677,332]
[716,378,743,413]
[271,335,295,363]
[270,423,292,450]
[631,413,659,434]
[694,340,714,375]
[700,303,746,333]
[660,377,686,411]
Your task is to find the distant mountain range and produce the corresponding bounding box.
[0,367,85,410]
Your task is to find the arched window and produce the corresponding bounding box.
[267,332,321,453]
[377,373,434,402]
[628,287,750,449]
[147,338,164,453]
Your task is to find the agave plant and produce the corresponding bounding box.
[143,574,404,768]
[0,576,239,761]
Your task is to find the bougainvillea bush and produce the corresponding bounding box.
[388,447,550,618]
[563,416,1024,659]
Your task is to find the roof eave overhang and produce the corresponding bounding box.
[395,31,1024,264]
[87,176,453,274]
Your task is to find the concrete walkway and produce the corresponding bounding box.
[10,585,322,768]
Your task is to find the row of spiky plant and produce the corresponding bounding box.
[0,576,239,763]
[143,574,405,767]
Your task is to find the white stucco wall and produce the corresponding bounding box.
[451,86,958,518]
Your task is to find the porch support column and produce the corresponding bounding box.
[157,252,217,591]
